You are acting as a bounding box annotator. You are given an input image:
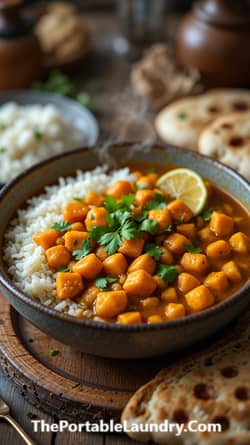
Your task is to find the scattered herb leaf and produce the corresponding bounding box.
[165,224,173,233]
[57,267,70,272]
[49,349,60,357]
[0,147,6,154]
[202,209,214,221]
[157,264,178,283]
[99,232,122,255]
[120,220,141,240]
[95,277,117,291]
[144,243,162,261]
[183,244,202,254]
[34,128,42,140]
[51,221,72,231]
[27,412,37,419]
[89,225,109,241]
[77,92,94,111]
[177,112,187,120]
[140,218,158,234]
[73,197,83,202]
[73,239,92,260]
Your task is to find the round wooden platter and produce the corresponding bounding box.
[0,293,170,422]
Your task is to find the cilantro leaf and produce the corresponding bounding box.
[57,267,70,272]
[114,210,132,226]
[157,264,178,283]
[202,209,214,221]
[34,128,42,140]
[140,218,158,234]
[88,225,109,241]
[121,220,141,240]
[184,244,202,254]
[176,216,185,224]
[121,193,135,208]
[0,147,7,154]
[51,221,71,231]
[73,239,92,260]
[144,243,162,261]
[99,232,122,255]
[49,348,60,357]
[104,196,119,213]
[134,208,148,223]
[177,112,187,120]
[95,277,117,291]
[73,197,83,202]
[165,224,173,233]
[146,200,167,210]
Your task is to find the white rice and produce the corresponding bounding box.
[0,102,85,182]
[4,166,134,315]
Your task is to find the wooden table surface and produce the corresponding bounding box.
[0,11,178,445]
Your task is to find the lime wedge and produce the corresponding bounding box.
[156,168,207,215]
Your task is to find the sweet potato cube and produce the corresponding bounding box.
[135,189,155,207]
[46,245,71,269]
[123,269,157,298]
[177,272,200,294]
[136,174,157,189]
[181,253,208,274]
[106,180,133,199]
[70,222,86,231]
[210,211,234,237]
[148,208,172,232]
[128,254,156,275]
[198,226,216,244]
[160,248,174,265]
[117,312,142,324]
[140,297,160,309]
[85,207,108,231]
[161,287,177,302]
[153,275,167,291]
[56,272,84,300]
[167,199,193,222]
[119,237,144,258]
[229,232,250,254]
[177,223,196,239]
[204,271,228,292]
[222,261,242,283]
[103,253,128,276]
[165,303,185,320]
[72,253,103,280]
[206,240,230,259]
[33,229,60,250]
[95,290,128,318]
[164,233,191,256]
[64,231,88,251]
[63,202,88,223]
[147,315,163,323]
[185,285,215,312]
[84,191,104,207]
[80,285,99,307]
[96,245,109,261]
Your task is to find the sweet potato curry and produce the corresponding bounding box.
[33,165,250,324]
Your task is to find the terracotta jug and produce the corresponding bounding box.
[176,0,250,87]
[0,0,42,90]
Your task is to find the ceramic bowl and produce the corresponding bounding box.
[0,144,249,359]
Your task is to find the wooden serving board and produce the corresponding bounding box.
[0,293,171,422]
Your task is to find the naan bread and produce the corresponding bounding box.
[198,113,250,181]
[122,312,250,444]
[155,89,250,151]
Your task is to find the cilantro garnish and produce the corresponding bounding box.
[177,112,187,120]
[0,147,6,154]
[34,128,42,140]
[139,218,158,234]
[184,244,202,254]
[104,194,135,213]
[51,221,72,231]
[49,349,60,357]
[73,197,83,202]
[73,239,92,260]
[176,216,185,224]
[57,267,70,272]
[98,232,122,255]
[95,277,117,291]
[144,243,162,261]
[165,224,173,233]
[156,264,178,283]
[202,209,214,221]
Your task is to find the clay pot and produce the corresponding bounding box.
[0,0,42,90]
[176,0,250,87]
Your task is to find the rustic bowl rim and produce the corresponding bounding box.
[0,142,249,332]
